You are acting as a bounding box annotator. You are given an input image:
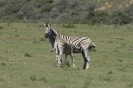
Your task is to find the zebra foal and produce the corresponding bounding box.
[54,39,76,67]
[44,22,96,69]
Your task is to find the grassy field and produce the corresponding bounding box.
[0,23,133,88]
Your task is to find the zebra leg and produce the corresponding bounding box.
[57,56,62,67]
[82,51,86,69]
[70,53,75,68]
[84,49,90,69]
[57,44,64,67]
[56,49,62,67]
[82,49,90,69]
[64,54,67,64]
[57,52,63,66]
[56,53,62,67]
[55,44,62,67]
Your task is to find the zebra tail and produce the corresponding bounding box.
[89,41,96,50]
[50,48,55,52]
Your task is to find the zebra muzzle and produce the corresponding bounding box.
[44,34,49,38]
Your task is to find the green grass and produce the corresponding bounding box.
[0,23,133,88]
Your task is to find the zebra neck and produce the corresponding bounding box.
[51,28,58,36]
[49,36,56,48]
[48,28,58,48]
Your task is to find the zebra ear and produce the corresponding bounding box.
[49,22,51,26]
[44,23,48,27]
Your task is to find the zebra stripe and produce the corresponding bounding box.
[44,23,96,69]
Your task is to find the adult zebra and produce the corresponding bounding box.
[44,22,96,69]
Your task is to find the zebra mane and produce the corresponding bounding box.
[49,27,58,48]
[51,27,58,36]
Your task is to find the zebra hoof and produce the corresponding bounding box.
[56,66,61,68]
[73,65,76,68]
[83,67,85,69]
[83,66,89,69]
[85,67,89,70]
[56,64,62,67]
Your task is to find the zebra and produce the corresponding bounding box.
[55,39,76,67]
[44,22,96,69]
[45,25,76,67]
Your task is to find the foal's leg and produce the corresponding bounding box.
[55,45,61,66]
[56,43,64,66]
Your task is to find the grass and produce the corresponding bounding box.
[0,23,133,88]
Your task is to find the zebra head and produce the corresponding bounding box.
[44,23,57,38]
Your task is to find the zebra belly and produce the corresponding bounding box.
[73,48,82,53]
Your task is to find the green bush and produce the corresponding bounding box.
[110,11,132,25]
[0,26,3,29]
[40,3,53,12]
[0,0,133,24]
[24,53,31,57]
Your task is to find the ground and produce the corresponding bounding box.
[0,23,133,88]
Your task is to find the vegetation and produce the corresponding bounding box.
[0,0,133,25]
[0,0,133,88]
[0,23,133,88]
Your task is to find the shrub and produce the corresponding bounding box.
[40,38,45,41]
[110,11,132,25]
[0,0,133,24]
[56,13,71,23]
[39,76,47,82]
[40,3,53,12]
[30,75,36,81]
[0,26,3,29]
[24,53,31,57]
[50,8,59,18]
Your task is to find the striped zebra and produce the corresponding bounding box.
[44,23,96,69]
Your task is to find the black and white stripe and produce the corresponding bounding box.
[44,23,96,69]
